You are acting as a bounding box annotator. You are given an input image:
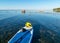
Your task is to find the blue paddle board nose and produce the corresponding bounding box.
[8,28,33,43]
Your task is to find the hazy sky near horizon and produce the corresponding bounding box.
[0,0,60,10]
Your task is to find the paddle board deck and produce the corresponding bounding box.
[8,29,33,43]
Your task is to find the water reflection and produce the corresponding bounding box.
[0,12,60,43]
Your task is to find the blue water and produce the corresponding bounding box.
[0,11,60,43]
[0,10,20,20]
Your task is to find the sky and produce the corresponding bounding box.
[0,0,60,10]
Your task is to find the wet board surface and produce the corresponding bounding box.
[8,29,33,43]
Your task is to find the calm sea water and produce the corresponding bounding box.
[0,11,60,43]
